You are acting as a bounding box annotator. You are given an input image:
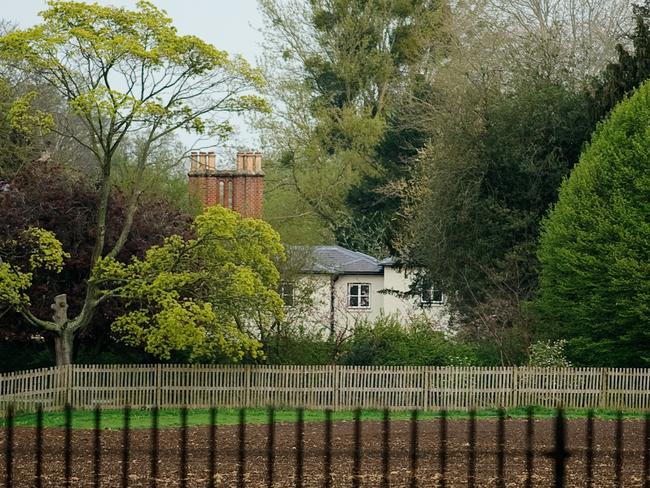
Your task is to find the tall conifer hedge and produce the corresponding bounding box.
[537,81,650,366]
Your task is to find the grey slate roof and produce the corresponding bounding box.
[290,245,384,274]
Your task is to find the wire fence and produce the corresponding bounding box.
[1,404,650,487]
[2,365,650,412]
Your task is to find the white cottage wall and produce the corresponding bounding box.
[382,266,449,329]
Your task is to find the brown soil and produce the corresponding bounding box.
[1,418,647,487]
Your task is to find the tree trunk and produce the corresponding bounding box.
[54,330,74,365]
[51,293,73,365]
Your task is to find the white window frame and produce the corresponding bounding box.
[420,284,444,307]
[279,281,295,307]
[347,282,371,309]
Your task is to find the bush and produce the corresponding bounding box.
[536,80,650,367]
[264,329,335,365]
[339,315,475,366]
[528,340,571,368]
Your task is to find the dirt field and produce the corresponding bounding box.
[1,418,647,487]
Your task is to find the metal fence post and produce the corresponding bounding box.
[553,408,569,488]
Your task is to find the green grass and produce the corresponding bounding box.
[2,407,647,430]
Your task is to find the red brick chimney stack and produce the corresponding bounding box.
[188,150,264,219]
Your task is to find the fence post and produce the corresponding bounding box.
[244,365,252,408]
[423,367,430,411]
[154,364,161,407]
[599,368,609,409]
[512,367,519,409]
[65,364,73,407]
[334,365,340,411]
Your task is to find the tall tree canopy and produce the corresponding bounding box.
[588,1,650,120]
[258,0,445,255]
[392,0,629,363]
[0,0,267,364]
[536,80,650,367]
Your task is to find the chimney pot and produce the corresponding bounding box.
[207,152,216,171]
[254,152,262,173]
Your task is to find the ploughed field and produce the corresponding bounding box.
[1,418,647,487]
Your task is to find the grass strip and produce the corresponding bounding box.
[1,406,646,430]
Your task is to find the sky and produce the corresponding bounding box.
[2,0,268,152]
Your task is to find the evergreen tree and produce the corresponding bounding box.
[588,1,650,120]
[537,80,650,367]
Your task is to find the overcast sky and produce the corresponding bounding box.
[2,0,267,151]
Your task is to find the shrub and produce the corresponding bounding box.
[339,315,474,366]
[528,340,571,368]
[536,80,650,366]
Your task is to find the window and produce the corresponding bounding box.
[279,281,295,306]
[421,283,444,307]
[348,283,370,309]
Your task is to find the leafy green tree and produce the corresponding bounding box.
[0,76,54,180]
[258,0,444,254]
[536,80,650,367]
[390,0,630,364]
[110,133,202,216]
[0,158,193,362]
[0,0,266,364]
[94,206,285,361]
[401,76,593,363]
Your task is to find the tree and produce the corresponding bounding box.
[0,158,193,361]
[588,1,650,120]
[487,0,630,83]
[391,0,629,363]
[258,0,445,254]
[536,80,650,367]
[0,76,54,180]
[0,0,267,364]
[94,206,285,361]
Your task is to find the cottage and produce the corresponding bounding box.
[280,245,449,332]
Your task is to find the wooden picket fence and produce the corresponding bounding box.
[1,364,649,413]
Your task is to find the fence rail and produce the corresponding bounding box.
[1,364,650,412]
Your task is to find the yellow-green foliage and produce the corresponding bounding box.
[94,206,285,362]
[7,91,54,137]
[23,227,69,273]
[0,227,69,308]
[0,263,32,308]
[0,0,268,140]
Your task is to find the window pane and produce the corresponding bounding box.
[350,284,359,296]
[360,296,369,307]
[349,296,359,307]
[360,284,369,296]
[432,289,443,303]
[280,282,294,306]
